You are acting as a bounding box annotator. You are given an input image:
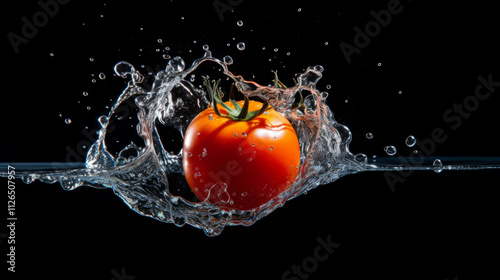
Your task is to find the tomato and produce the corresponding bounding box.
[182,79,300,210]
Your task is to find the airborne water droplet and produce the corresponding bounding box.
[405,135,416,147]
[237,20,243,26]
[99,72,106,80]
[237,42,246,51]
[366,133,373,139]
[433,159,443,173]
[64,118,72,124]
[384,145,397,156]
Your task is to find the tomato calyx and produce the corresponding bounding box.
[202,76,269,121]
[271,70,306,111]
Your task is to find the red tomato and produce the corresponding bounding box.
[182,100,300,210]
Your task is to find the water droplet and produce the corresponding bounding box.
[157,38,163,44]
[208,114,214,121]
[384,145,397,156]
[366,133,373,139]
[89,57,94,62]
[274,48,279,52]
[320,92,329,99]
[223,55,233,65]
[99,72,106,80]
[234,133,238,137]
[64,118,72,124]
[91,78,97,83]
[237,42,246,51]
[398,90,403,94]
[405,135,416,147]
[237,20,243,26]
[433,159,443,173]
[190,74,196,82]
[202,44,210,51]
[354,153,368,163]
[326,84,332,90]
[297,7,302,12]
[201,148,207,157]
[270,146,274,151]
[82,91,89,96]
[163,54,171,59]
[241,192,248,197]
[377,62,382,66]
[241,132,247,138]
[22,175,35,184]
[286,52,291,56]
[49,53,55,57]
[325,41,329,46]
[86,106,92,110]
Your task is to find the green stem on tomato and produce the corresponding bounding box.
[202,76,269,121]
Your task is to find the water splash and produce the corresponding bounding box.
[1,50,499,236]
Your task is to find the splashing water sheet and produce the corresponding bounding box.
[1,50,499,236]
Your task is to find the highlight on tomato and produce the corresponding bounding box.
[182,74,300,210]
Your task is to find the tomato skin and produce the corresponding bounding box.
[182,100,300,210]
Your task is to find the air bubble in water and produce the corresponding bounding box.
[237,42,246,51]
[405,135,416,147]
[223,56,234,65]
[433,159,443,173]
[384,145,397,156]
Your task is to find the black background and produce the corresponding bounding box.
[2,0,499,279]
